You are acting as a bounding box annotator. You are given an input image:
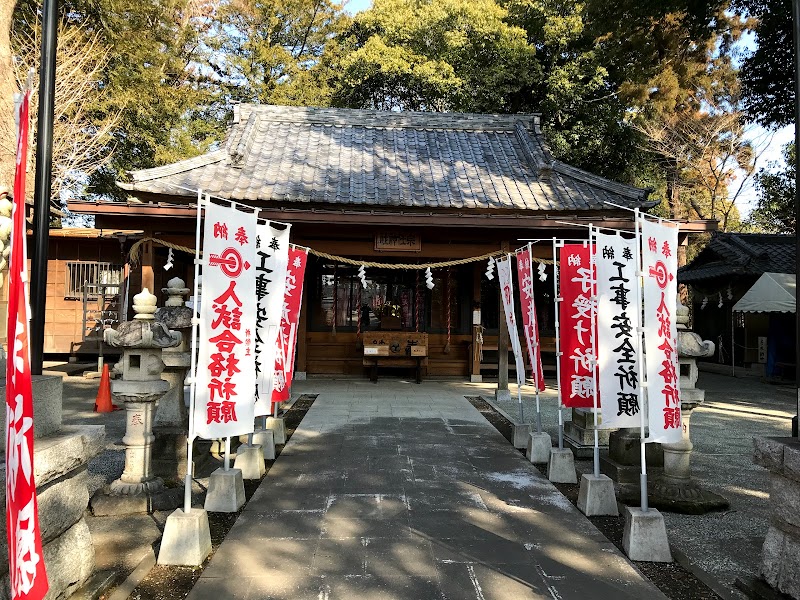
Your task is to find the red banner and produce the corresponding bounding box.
[271,247,307,403]
[6,90,49,599]
[558,244,599,409]
[515,247,545,391]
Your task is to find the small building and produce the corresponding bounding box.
[64,105,713,379]
[678,232,796,377]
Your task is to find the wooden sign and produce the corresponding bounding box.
[374,232,421,252]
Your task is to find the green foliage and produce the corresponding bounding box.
[747,143,796,233]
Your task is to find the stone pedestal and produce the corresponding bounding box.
[158,508,212,567]
[252,430,276,460]
[527,432,552,464]
[577,474,618,516]
[622,506,672,563]
[564,408,614,459]
[547,448,577,484]
[204,468,246,513]
[233,444,266,479]
[266,416,286,445]
[0,376,105,600]
[753,436,800,598]
[600,428,663,503]
[91,289,181,515]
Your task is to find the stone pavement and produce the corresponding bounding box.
[187,380,665,600]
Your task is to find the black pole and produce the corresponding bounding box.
[794,0,800,438]
[30,0,58,376]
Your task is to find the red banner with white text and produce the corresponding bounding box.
[515,247,545,391]
[558,244,599,409]
[6,88,49,599]
[271,247,307,403]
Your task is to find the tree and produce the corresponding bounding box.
[207,0,349,106]
[748,143,796,233]
[733,0,793,128]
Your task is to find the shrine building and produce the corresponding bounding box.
[61,105,714,380]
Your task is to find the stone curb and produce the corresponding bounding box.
[481,394,528,426]
[108,546,157,600]
[671,545,741,600]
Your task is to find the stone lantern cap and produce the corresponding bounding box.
[105,288,181,350]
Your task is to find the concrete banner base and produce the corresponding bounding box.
[527,432,552,464]
[252,429,276,459]
[547,448,577,484]
[158,508,212,566]
[234,444,266,479]
[204,468,246,513]
[266,417,286,445]
[577,474,618,516]
[622,506,672,562]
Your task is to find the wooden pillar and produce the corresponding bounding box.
[296,271,309,377]
[497,241,509,393]
[141,237,154,292]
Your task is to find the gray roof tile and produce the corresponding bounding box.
[119,105,653,212]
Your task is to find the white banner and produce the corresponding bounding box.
[496,256,526,388]
[595,231,641,429]
[195,202,258,439]
[254,221,292,416]
[640,218,681,444]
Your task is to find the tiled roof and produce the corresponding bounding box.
[118,105,654,212]
[678,232,796,283]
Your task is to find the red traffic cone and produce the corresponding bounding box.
[94,364,120,412]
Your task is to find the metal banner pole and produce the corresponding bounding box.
[589,227,600,478]
[634,209,649,512]
[553,238,565,450]
[183,189,204,514]
[224,437,231,471]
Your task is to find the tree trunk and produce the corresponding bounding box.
[666,161,680,219]
[0,0,16,193]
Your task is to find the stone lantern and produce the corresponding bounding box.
[91,288,181,515]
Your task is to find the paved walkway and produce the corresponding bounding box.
[187,380,665,600]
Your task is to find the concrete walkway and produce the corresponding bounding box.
[187,380,665,600]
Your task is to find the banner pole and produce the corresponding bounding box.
[183,189,204,514]
[552,238,564,450]
[528,243,543,434]
[589,226,600,478]
[634,209,649,512]
[224,437,231,471]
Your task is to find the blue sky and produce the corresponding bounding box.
[344,0,372,14]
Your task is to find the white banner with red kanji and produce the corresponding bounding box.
[496,256,526,388]
[595,232,641,429]
[557,244,598,409]
[271,246,307,403]
[6,88,49,600]
[641,218,681,443]
[194,202,258,438]
[254,222,291,416]
[515,246,545,391]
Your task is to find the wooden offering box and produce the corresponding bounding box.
[363,332,428,383]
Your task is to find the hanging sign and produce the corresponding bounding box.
[515,246,545,391]
[595,232,641,429]
[6,88,49,600]
[254,222,291,415]
[496,256,527,388]
[640,218,681,444]
[194,202,258,438]
[271,246,308,403]
[558,244,598,409]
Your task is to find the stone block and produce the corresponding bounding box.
[43,517,95,600]
[777,529,800,599]
[783,442,800,481]
[622,507,672,562]
[59,425,106,461]
[266,417,286,445]
[154,384,187,429]
[252,430,276,460]
[571,408,601,429]
[577,474,618,516]
[33,433,88,488]
[233,444,266,479]
[494,388,512,403]
[512,423,531,449]
[152,430,189,481]
[769,473,800,529]
[564,421,612,446]
[527,432,551,464]
[760,526,785,590]
[294,372,307,381]
[158,508,212,566]
[37,469,90,545]
[204,468,245,513]
[0,375,63,451]
[753,436,789,472]
[547,448,577,484]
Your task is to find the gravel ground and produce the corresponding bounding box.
[485,370,795,600]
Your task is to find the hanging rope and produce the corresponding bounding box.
[331,264,338,338]
[443,267,452,354]
[126,236,557,269]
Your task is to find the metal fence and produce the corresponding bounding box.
[65,261,123,300]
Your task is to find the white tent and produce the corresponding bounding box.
[732,272,796,314]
